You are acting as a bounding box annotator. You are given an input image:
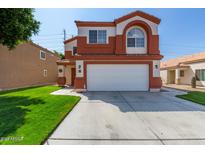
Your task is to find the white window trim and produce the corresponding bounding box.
[88,30,107,44]
[40,50,46,60]
[43,69,47,77]
[76,60,84,78]
[153,60,160,77]
[126,26,147,54]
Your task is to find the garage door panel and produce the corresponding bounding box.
[87,64,149,91]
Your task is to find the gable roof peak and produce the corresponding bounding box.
[75,10,160,27]
[114,10,161,24]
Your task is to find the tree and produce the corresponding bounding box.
[0,9,40,49]
[53,50,65,60]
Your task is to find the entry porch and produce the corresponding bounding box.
[57,60,76,87]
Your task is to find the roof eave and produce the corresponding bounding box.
[75,20,115,27]
[114,11,161,24]
[64,36,78,44]
[74,11,161,27]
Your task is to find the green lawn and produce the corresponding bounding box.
[0,86,80,145]
[177,91,205,105]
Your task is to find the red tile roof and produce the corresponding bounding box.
[161,52,205,70]
[75,10,161,27]
[114,10,161,24]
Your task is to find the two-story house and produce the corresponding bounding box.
[0,42,60,90]
[57,11,163,91]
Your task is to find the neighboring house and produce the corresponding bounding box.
[57,11,163,91]
[0,42,60,90]
[160,52,205,87]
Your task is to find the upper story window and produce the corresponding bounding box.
[126,26,147,54]
[89,30,107,44]
[40,50,46,60]
[127,28,145,48]
[73,46,77,55]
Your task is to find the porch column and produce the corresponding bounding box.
[75,60,85,89]
[57,65,66,86]
[175,68,180,85]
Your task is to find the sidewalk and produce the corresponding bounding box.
[163,84,205,92]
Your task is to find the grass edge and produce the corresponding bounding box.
[40,96,81,145]
[176,94,205,106]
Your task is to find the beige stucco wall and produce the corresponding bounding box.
[57,65,75,85]
[160,69,175,84]
[0,43,60,90]
[57,65,65,77]
[168,63,205,86]
[160,61,205,87]
[64,39,77,51]
[65,66,71,85]
[160,70,168,84]
[153,60,160,77]
[64,65,75,85]
[178,68,194,85]
[190,62,205,86]
[181,62,205,86]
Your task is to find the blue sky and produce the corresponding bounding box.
[32,8,205,61]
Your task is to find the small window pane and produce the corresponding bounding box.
[40,51,46,60]
[127,38,135,47]
[73,47,77,55]
[180,70,184,77]
[98,30,106,44]
[127,27,145,48]
[195,69,205,81]
[202,70,205,81]
[136,38,144,47]
[196,70,200,81]
[89,30,97,43]
[127,28,144,38]
[43,69,47,77]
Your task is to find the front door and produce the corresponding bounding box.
[71,68,76,86]
[169,70,176,84]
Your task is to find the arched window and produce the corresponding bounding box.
[127,27,145,48]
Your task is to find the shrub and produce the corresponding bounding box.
[191,77,196,88]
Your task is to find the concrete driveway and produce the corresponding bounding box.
[46,88,205,145]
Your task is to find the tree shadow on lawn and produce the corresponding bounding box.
[0,96,45,137]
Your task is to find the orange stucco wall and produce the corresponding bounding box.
[74,20,160,55]
[77,36,116,55]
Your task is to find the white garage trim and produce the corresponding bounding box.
[87,64,149,91]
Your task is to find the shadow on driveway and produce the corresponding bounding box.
[77,91,205,112]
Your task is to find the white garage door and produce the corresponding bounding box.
[87,64,149,91]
